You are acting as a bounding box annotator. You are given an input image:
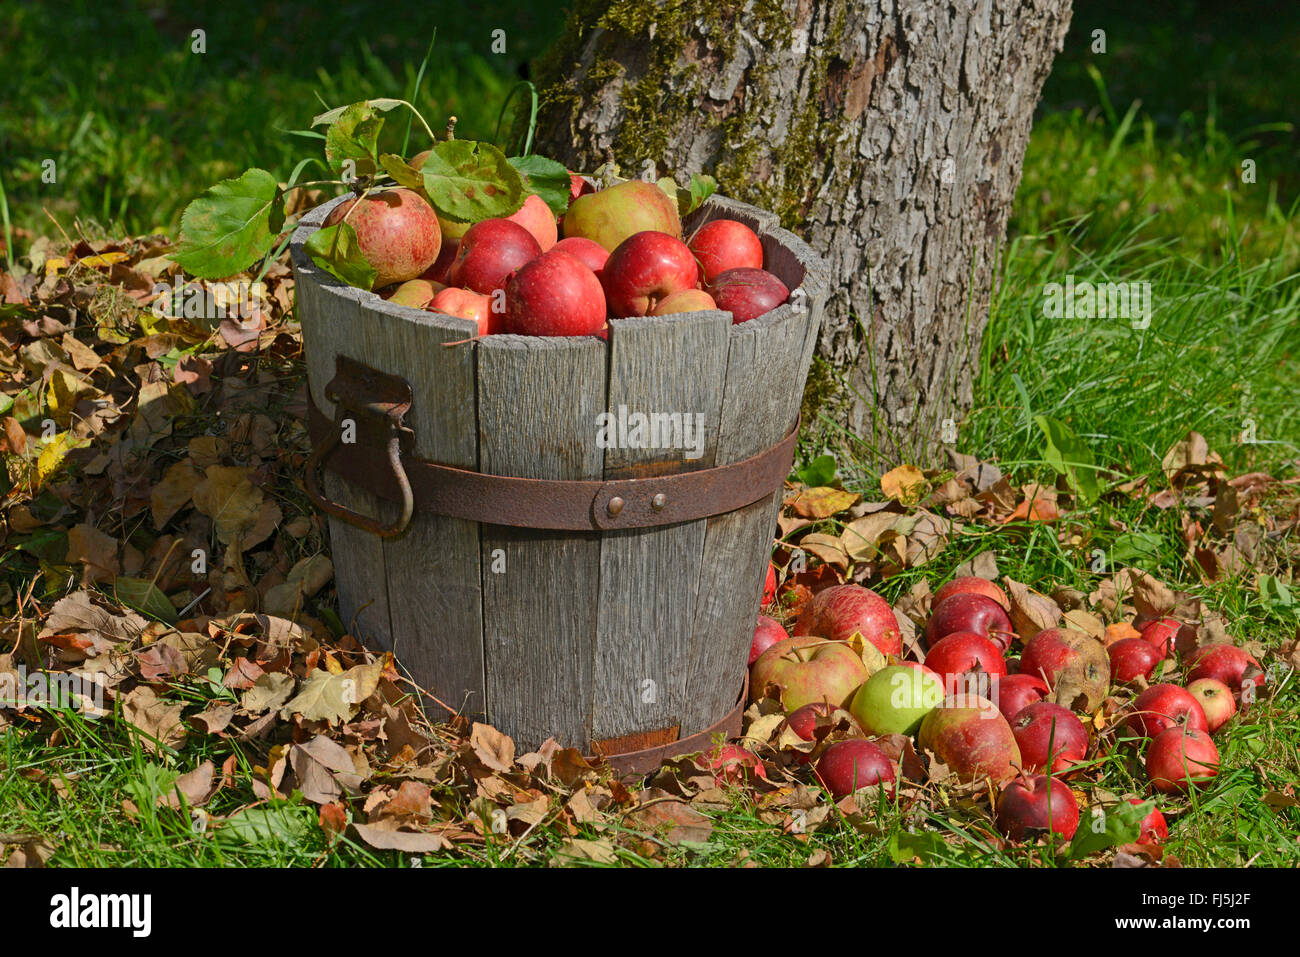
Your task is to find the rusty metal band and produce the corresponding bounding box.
[589,675,748,778]
[304,358,799,535]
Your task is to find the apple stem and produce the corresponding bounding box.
[445,116,458,141]
[439,332,484,348]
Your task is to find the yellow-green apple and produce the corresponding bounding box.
[925,593,1014,651]
[448,219,542,295]
[551,236,609,276]
[429,287,494,335]
[1125,683,1208,738]
[1186,677,1236,732]
[749,615,789,666]
[794,584,901,656]
[383,278,439,309]
[502,250,606,337]
[850,664,944,736]
[1108,637,1163,684]
[918,696,1021,783]
[697,743,768,785]
[996,774,1079,841]
[1010,701,1088,774]
[323,188,441,289]
[992,673,1049,722]
[1185,643,1265,697]
[563,180,682,251]
[1018,627,1110,709]
[1138,617,1183,657]
[749,635,870,711]
[601,231,699,317]
[1147,726,1219,793]
[1128,798,1168,844]
[706,267,790,323]
[688,219,764,284]
[650,289,716,316]
[934,575,1010,611]
[815,739,896,799]
[922,631,1007,687]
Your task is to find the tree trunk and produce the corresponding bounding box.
[530,0,1072,467]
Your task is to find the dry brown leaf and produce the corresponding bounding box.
[880,464,928,505]
[1002,577,1062,643]
[469,722,516,773]
[120,685,188,753]
[192,465,264,546]
[150,459,203,529]
[65,523,119,584]
[788,486,859,519]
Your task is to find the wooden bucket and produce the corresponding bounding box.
[290,192,828,767]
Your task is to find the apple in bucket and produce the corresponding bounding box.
[323,188,441,289]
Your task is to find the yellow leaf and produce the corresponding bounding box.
[44,257,68,275]
[36,431,88,485]
[880,464,928,505]
[77,251,131,268]
[788,486,859,519]
[844,631,887,675]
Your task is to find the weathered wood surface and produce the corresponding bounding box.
[294,192,829,751]
[591,311,730,747]
[477,335,607,749]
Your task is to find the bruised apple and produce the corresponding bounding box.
[918,696,1021,784]
[323,188,441,289]
[1018,628,1110,710]
[793,584,901,656]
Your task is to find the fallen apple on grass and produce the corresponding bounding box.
[1128,798,1168,844]
[1185,643,1265,697]
[699,743,769,786]
[1011,702,1089,775]
[794,584,901,656]
[1017,627,1110,710]
[921,631,1007,689]
[449,218,542,295]
[502,251,606,337]
[1125,683,1209,738]
[918,696,1021,784]
[850,664,945,736]
[688,218,765,284]
[323,188,442,289]
[815,739,896,800]
[1138,617,1183,657]
[750,635,871,712]
[933,575,1010,611]
[992,673,1050,723]
[996,774,1080,842]
[1146,726,1219,793]
[924,593,1014,651]
[1108,637,1163,684]
[1186,677,1237,733]
[749,615,789,666]
[762,563,777,606]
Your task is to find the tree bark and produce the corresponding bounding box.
[530,0,1072,467]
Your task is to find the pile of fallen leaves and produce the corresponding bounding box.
[1,223,1298,867]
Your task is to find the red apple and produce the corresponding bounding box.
[922,632,1007,692]
[1011,702,1089,775]
[601,231,699,317]
[1186,677,1236,733]
[918,696,1021,784]
[749,635,870,712]
[506,193,558,251]
[568,172,595,203]
[997,774,1080,842]
[749,615,789,666]
[563,179,682,251]
[448,218,542,295]
[502,251,606,337]
[1126,683,1209,738]
[786,701,835,741]
[551,236,609,276]
[1139,617,1182,657]
[925,593,1014,651]
[707,267,790,323]
[762,563,777,606]
[688,219,765,284]
[420,239,458,285]
[793,584,901,656]
[698,743,768,786]
[1128,798,1168,844]
[1146,727,1219,793]
[815,740,896,800]
[429,286,495,335]
[1185,643,1265,697]
[1108,638,1163,684]
[933,576,1010,611]
[992,674,1050,723]
[649,289,716,316]
[323,188,441,289]
[1018,628,1110,709]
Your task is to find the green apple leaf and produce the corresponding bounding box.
[796,453,837,488]
[324,102,385,177]
[170,168,284,279]
[379,153,426,192]
[304,222,377,290]
[508,154,571,215]
[1034,414,1101,504]
[887,829,947,864]
[1068,798,1148,859]
[311,98,405,128]
[420,139,526,222]
[687,172,718,211]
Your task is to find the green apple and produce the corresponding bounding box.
[850,665,945,736]
[563,180,682,252]
[750,635,870,712]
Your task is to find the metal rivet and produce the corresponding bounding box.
[651,493,667,510]
[607,496,625,516]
